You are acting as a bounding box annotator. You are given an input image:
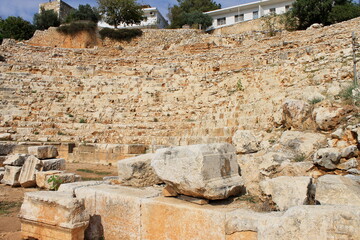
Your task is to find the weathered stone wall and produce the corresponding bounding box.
[29,27,100,48]
[211,18,263,35]
[40,0,74,22]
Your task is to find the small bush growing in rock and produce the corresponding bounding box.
[99,28,142,41]
[47,175,63,191]
[338,84,360,105]
[308,97,323,105]
[57,21,97,35]
[237,79,244,91]
[293,153,306,162]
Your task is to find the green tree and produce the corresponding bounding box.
[33,7,60,30]
[0,16,35,40]
[290,0,359,30]
[97,0,144,28]
[328,2,360,23]
[169,0,221,29]
[65,4,101,23]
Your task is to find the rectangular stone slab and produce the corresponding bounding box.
[21,219,87,240]
[141,197,227,240]
[75,184,160,240]
[1,165,22,186]
[28,145,58,159]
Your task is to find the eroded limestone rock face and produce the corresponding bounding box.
[152,143,244,200]
[315,175,360,206]
[40,158,66,171]
[260,176,313,211]
[282,99,313,130]
[3,154,28,166]
[279,131,327,156]
[1,165,22,186]
[20,191,89,240]
[28,145,58,159]
[232,130,259,154]
[312,106,346,131]
[313,148,341,170]
[18,155,42,188]
[117,153,163,187]
[227,206,360,240]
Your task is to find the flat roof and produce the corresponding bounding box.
[205,0,292,15]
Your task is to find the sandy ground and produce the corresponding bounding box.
[0,162,118,239]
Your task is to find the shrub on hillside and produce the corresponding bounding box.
[99,28,142,41]
[57,21,97,35]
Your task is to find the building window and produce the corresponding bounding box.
[285,5,291,12]
[235,14,244,22]
[270,8,276,14]
[217,17,226,25]
[253,11,258,19]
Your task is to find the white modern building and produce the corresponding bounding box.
[98,7,168,29]
[204,0,294,30]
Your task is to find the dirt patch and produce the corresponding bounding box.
[0,162,118,238]
[67,162,118,181]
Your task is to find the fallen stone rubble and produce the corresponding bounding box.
[18,142,360,240]
[1,145,81,189]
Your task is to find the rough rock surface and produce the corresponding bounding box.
[18,155,42,188]
[313,148,341,169]
[279,131,327,156]
[260,176,313,211]
[28,145,58,159]
[3,154,28,166]
[1,165,22,186]
[40,158,66,171]
[282,99,313,130]
[152,143,244,200]
[315,175,360,206]
[117,153,162,187]
[232,130,259,154]
[312,106,345,131]
[20,191,89,228]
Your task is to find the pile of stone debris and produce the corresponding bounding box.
[0,145,81,189]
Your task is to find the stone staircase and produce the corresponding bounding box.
[0,18,359,158]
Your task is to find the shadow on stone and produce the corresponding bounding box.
[85,215,104,240]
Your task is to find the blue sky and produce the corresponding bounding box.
[0,0,254,23]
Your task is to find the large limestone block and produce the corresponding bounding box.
[0,156,5,167]
[75,185,160,240]
[39,173,82,190]
[152,143,244,200]
[282,99,313,129]
[28,145,58,159]
[261,205,360,240]
[20,191,89,240]
[312,106,345,131]
[0,143,16,155]
[313,148,341,170]
[35,170,63,189]
[279,131,327,156]
[118,153,163,187]
[0,169,3,181]
[3,154,28,166]
[40,158,66,171]
[1,165,22,186]
[227,206,360,240]
[232,130,259,154]
[315,175,360,206]
[141,197,226,240]
[58,181,108,195]
[18,155,42,188]
[260,176,313,211]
